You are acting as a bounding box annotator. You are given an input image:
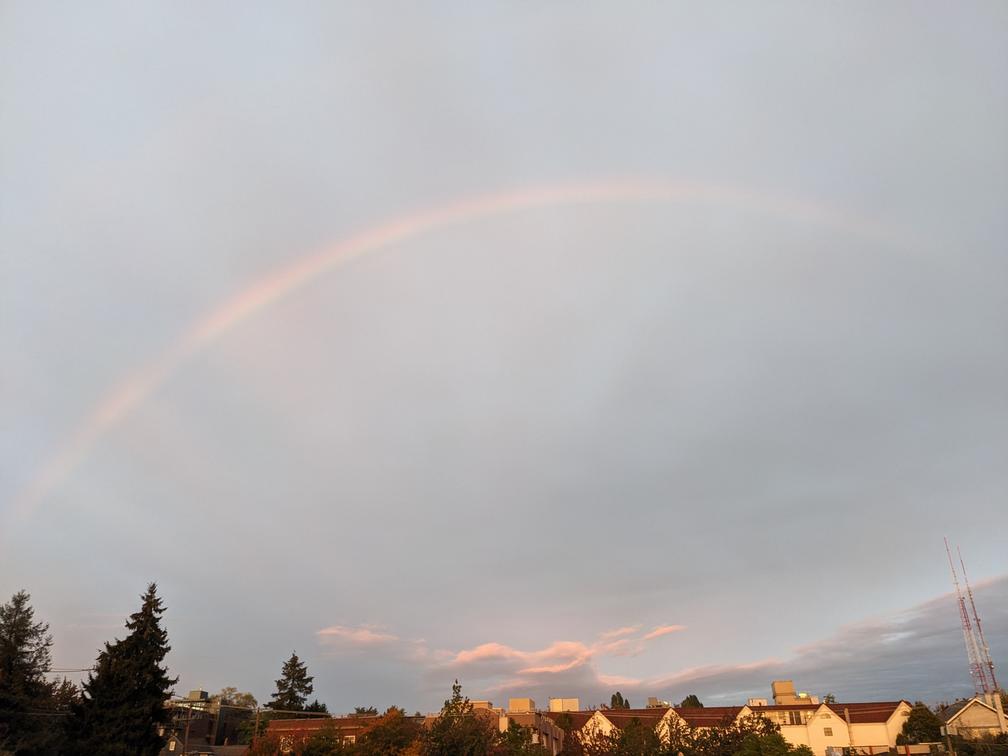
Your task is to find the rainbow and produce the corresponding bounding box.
[9,177,910,523]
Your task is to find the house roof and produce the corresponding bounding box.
[746,701,907,724]
[543,711,596,731]
[939,698,996,724]
[825,702,908,724]
[675,706,746,728]
[266,715,378,734]
[600,708,671,728]
[748,704,821,712]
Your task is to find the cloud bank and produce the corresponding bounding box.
[317,577,1007,709]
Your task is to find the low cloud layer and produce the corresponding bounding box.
[317,577,1007,710]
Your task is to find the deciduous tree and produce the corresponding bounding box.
[210,686,257,709]
[357,707,421,755]
[420,680,498,756]
[897,702,943,744]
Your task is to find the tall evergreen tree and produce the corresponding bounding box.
[66,583,176,755]
[0,590,57,755]
[267,651,314,711]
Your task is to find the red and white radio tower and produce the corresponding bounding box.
[945,537,1000,695]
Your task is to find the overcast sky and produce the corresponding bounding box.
[1,2,1006,713]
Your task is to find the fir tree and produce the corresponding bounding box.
[0,590,57,755]
[267,652,314,711]
[66,583,176,755]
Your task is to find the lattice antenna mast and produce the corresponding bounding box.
[958,546,1000,692]
[946,537,992,695]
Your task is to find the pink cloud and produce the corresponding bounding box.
[598,625,641,641]
[643,624,686,641]
[317,625,399,646]
[598,674,643,687]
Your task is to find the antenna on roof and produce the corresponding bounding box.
[945,538,995,695]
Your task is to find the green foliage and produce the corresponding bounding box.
[236,710,273,745]
[822,694,836,704]
[684,714,781,756]
[210,686,258,709]
[419,680,498,756]
[734,732,794,756]
[354,705,379,716]
[610,692,631,710]
[555,713,587,756]
[65,583,177,756]
[247,733,284,756]
[0,589,65,755]
[610,717,662,755]
[496,719,550,755]
[950,732,1008,756]
[898,702,943,744]
[306,698,330,713]
[680,694,704,709]
[554,707,818,756]
[268,651,315,711]
[357,707,421,755]
[302,722,354,755]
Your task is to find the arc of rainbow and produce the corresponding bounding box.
[9,177,907,523]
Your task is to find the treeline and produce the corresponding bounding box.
[251,682,552,755]
[260,685,815,756]
[0,584,174,755]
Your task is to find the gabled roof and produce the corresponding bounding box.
[600,708,672,728]
[747,703,821,712]
[674,706,746,728]
[825,702,909,724]
[940,698,996,724]
[543,710,596,731]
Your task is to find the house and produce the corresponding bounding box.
[940,695,1008,739]
[544,681,914,756]
[744,699,913,755]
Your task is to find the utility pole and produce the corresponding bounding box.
[183,704,192,756]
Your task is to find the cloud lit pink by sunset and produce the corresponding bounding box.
[317,625,399,646]
[643,625,687,641]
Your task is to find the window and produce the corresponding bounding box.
[824,727,834,737]
[788,711,803,725]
